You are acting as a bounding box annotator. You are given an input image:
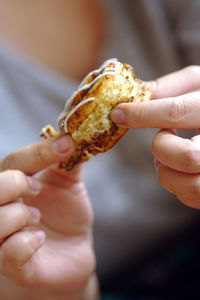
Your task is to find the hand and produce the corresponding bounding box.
[0,135,97,299]
[110,66,200,209]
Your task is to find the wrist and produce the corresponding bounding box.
[16,274,99,300]
[30,275,99,300]
[0,273,99,300]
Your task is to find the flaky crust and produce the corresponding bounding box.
[55,59,151,170]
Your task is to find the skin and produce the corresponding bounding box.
[2,67,199,298]
[0,1,104,298]
[111,65,200,209]
[0,0,106,80]
[0,135,98,300]
[1,0,199,296]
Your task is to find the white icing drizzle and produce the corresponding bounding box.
[65,58,119,110]
[78,58,118,88]
[75,71,116,94]
[41,127,51,139]
[60,58,120,133]
[64,97,95,133]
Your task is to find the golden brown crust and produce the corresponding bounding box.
[60,124,128,170]
[55,59,151,170]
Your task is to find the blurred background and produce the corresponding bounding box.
[0,0,200,298]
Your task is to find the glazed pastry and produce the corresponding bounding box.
[41,58,151,170]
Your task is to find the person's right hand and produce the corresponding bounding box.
[111,66,200,209]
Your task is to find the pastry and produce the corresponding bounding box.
[41,58,151,170]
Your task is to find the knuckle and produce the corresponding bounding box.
[34,144,47,164]
[150,78,163,97]
[3,233,36,266]
[6,170,28,198]
[177,196,191,208]
[185,65,200,77]
[15,203,31,226]
[191,177,200,198]
[133,104,144,123]
[154,78,162,94]
[182,141,200,172]
[21,232,38,254]
[156,166,165,188]
[168,99,187,124]
[152,135,158,156]
[0,153,16,171]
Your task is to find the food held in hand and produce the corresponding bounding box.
[41,58,151,170]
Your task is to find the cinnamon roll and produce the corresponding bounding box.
[41,58,151,170]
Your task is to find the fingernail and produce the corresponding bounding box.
[27,176,41,192]
[51,135,74,154]
[33,231,46,244]
[110,108,125,124]
[29,206,41,223]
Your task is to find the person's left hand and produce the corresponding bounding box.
[0,135,96,297]
[110,66,200,209]
[152,128,200,209]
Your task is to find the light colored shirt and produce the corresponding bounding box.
[0,0,200,279]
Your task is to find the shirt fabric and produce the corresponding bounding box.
[0,0,200,282]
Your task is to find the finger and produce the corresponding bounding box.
[41,163,82,187]
[190,134,200,143]
[0,231,45,280]
[0,203,41,240]
[152,130,200,173]
[148,65,200,99]
[110,91,200,129]
[0,135,75,175]
[177,196,200,210]
[0,170,42,205]
[156,163,200,200]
